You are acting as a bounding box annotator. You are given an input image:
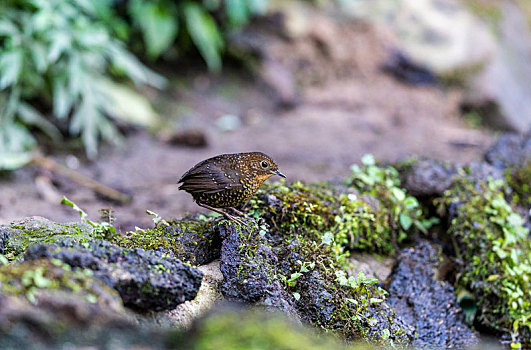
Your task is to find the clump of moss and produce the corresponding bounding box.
[1,218,92,259]
[251,155,434,256]
[0,258,120,306]
[506,160,531,208]
[277,231,412,344]
[114,217,220,265]
[439,178,531,344]
[220,219,412,345]
[175,307,373,350]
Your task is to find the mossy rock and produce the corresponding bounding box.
[175,307,374,350]
[249,175,429,256]
[0,258,123,309]
[0,216,92,259]
[113,218,220,265]
[0,260,174,349]
[24,239,204,312]
[506,160,531,209]
[218,222,413,345]
[439,178,531,344]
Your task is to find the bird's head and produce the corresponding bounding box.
[244,152,286,183]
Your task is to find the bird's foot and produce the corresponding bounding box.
[198,202,249,227]
[227,207,252,219]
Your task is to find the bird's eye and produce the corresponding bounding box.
[261,161,268,168]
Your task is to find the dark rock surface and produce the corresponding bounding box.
[218,223,413,344]
[24,239,203,312]
[163,221,222,265]
[484,132,531,169]
[0,216,92,258]
[399,160,457,197]
[0,259,162,349]
[387,241,479,348]
[218,224,299,318]
[0,292,163,350]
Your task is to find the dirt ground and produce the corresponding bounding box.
[0,12,495,231]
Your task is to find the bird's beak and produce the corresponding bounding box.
[272,170,286,178]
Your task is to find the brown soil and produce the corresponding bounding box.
[0,8,494,231]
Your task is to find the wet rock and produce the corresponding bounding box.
[0,216,92,258]
[218,224,299,318]
[165,221,222,266]
[24,239,203,312]
[0,259,169,349]
[114,219,222,266]
[387,241,479,348]
[277,238,413,343]
[399,159,505,197]
[485,132,531,169]
[0,229,8,255]
[383,51,438,86]
[144,260,225,328]
[399,160,458,197]
[0,294,170,350]
[217,217,412,344]
[465,161,505,183]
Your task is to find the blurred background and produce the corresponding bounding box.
[0,0,529,230]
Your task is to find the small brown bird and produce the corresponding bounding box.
[178,152,286,225]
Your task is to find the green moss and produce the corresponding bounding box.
[1,219,92,259]
[506,161,531,208]
[0,258,119,305]
[251,155,433,257]
[439,178,531,344]
[175,308,373,350]
[113,218,215,264]
[229,221,410,345]
[280,232,410,344]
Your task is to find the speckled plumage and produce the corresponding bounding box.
[178,152,285,223]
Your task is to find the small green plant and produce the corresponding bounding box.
[347,154,438,239]
[439,178,531,345]
[146,209,170,227]
[61,196,116,239]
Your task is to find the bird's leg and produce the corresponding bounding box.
[197,202,248,227]
[227,207,250,218]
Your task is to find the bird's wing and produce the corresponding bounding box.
[178,160,242,194]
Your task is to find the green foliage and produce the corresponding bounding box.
[0,0,164,164]
[347,154,438,236]
[439,178,531,344]
[126,0,267,70]
[0,0,268,167]
[61,196,116,239]
[252,155,435,257]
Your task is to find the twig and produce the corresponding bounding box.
[31,156,132,205]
